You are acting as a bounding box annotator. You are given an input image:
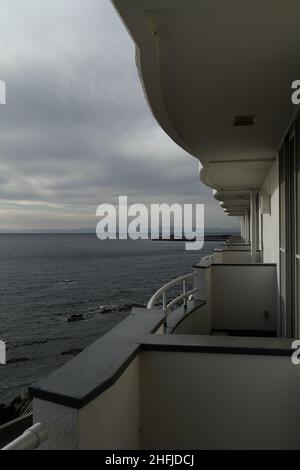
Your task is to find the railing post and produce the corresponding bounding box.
[147,272,202,332]
[183,279,187,309]
[162,292,167,332]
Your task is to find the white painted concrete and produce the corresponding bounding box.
[112,0,300,197]
[173,303,211,335]
[212,251,222,263]
[240,218,245,240]
[173,264,277,334]
[250,192,258,262]
[79,358,140,450]
[212,265,277,331]
[245,210,250,244]
[33,400,78,450]
[222,245,251,251]
[261,157,280,266]
[215,250,262,264]
[140,350,300,449]
[34,346,300,450]
[33,358,140,450]
[260,158,280,332]
[155,325,165,335]
[193,266,207,301]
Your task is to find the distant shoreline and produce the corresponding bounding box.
[152,234,232,242]
[0,232,238,239]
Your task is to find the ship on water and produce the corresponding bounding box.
[3,0,300,450]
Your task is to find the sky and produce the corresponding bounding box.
[0,0,239,232]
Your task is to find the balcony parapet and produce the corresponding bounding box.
[30,309,164,409]
[212,245,262,263]
[29,321,297,449]
[142,334,293,357]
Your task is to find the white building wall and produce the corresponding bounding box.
[261,157,279,265]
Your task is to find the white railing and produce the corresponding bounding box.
[201,254,215,263]
[2,423,48,451]
[147,271,199,328]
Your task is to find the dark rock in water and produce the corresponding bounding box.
[67,314,84,323]
[99,303,146,314]
[99,306,113,314]
[0,391,32,426]
[6,357,29,365]
[61,348,83,356]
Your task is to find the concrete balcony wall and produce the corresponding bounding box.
[212,251,222,263]
[79,357,140,449]
[140,346,299,449]
[222,244,251,251]
[213,249,262,264]
[172,302,211,335]
[172,263,277,334]
[31,309,165,450]
[33,358,140,450]
[211,264,277,332]
[32,332,297,450]
[171,265,213,335]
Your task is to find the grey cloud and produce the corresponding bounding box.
[0,0,239,231]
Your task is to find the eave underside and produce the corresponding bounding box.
[111,0,300,215]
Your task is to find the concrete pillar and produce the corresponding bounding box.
[193,267,207,303]
[250,192,258,262]
[244,209,250,244]
[240,217,245,240]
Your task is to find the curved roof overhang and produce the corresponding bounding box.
[111,0,300,216]
[214,190,250,214]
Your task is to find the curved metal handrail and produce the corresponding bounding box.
[147,271,198,326]
[2,423,48,451]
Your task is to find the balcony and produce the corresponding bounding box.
[26,311,296,450]
[4,242,286,450]
[144,242,277,337]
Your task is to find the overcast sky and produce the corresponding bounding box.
[0,0,239,232]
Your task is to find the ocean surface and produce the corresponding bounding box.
[0,234,218,403]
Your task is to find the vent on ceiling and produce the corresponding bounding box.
[233,115,256,127]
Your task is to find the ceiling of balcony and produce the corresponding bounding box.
[111,0,300,212]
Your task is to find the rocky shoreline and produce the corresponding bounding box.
[0,391,32,426]
[0,303,147,426]
[67,303,146,322]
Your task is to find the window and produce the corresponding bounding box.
[279,121,298,337]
